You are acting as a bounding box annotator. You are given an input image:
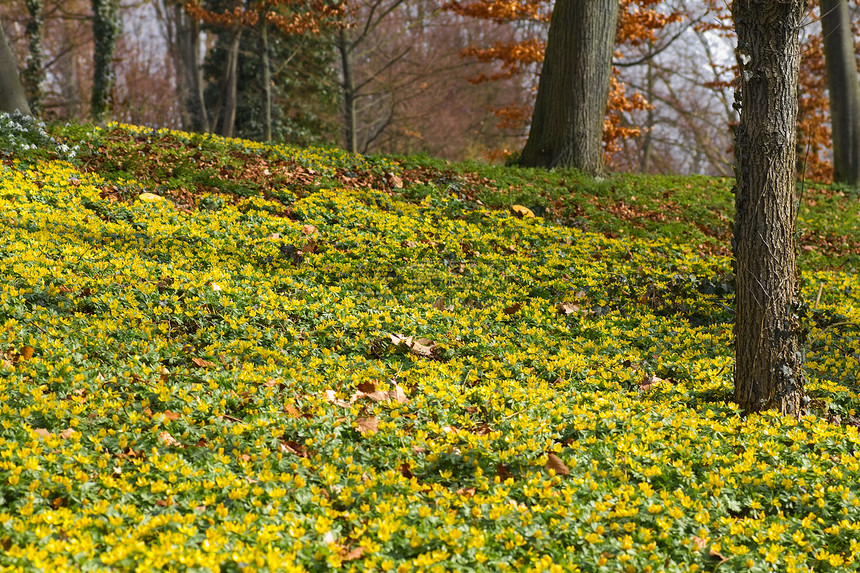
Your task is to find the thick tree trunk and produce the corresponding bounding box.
[260,19,272,142]
[0,21,31,115]
[337,28,358,153]
[820,0,860,186]
[732,0,807,417]
[518,0,618,174]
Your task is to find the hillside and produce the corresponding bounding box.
[1,116,860,572]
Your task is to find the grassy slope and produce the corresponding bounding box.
[0,122,859,572]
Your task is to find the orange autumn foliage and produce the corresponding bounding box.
[692,0,860,183]
[798,32,834,183]
[184,0,344,35]
[448,0,683,160]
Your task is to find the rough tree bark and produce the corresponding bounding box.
[0,21,31,115]
[518,0,618,174]
[732,0,807,416]
[820,0,860,186]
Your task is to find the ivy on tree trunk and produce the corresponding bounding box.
[91,0,120,123]
[23,0,43,116]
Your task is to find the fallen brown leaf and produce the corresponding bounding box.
[386,172,403,189]
[389,383,409,404]
[545,453,570,476]
[324,389,350,408]
[496,463,513,481]
[504,302,523,315]
[342,546,365,561]
[640,374,666,392]
[556,302,580,315]
[158,431,180,447]
[356,416,379,435]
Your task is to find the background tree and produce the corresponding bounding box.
[155,0,210,132]
[333,0,407,153]
[22,0,42,114]
[517,0,618,172]
[449,0,684,164]
[732,0,807,416]
[0,16,31,114]
[187,0,343,140]
[609,2,736,175]
[90,0,120,123]
[820,0,860,186]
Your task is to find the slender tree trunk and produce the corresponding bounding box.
[640,47,656,173]
[214,28,242,138]
[0,21,31,115]
[23,0,43,115]
[90,0,120,123]
[518,0,618,174]
[260,18,272,142]
[820,0,860,186]
[337,28,358,153]
[170,1,209,132]
[732,0,807,417]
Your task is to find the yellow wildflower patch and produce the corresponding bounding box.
[0,125,858,571]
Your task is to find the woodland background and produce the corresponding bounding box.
[2,0,858,180]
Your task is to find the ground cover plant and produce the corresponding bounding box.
[1,117,860,572]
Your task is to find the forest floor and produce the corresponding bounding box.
[1,118,859,572]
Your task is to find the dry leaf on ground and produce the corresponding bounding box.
[546,453,570,476]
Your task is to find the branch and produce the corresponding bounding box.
[614,10,708,68]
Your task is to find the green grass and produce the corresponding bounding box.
[0,119,859,572]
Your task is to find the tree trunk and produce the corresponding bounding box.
[90,0,120,123]
[518,0,618,174]
[260,18,272,142]
[337,28,358,153]
[23,0,43,116]
[732,0,807,417]
[640,46,656,173]
[214,27,242,138]
[0,21,31,115]
[820,0,860,186]
[57,20,80,119]
[171,1,209,133]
